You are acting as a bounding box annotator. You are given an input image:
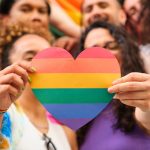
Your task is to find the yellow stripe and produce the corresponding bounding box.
[30,73,120,88]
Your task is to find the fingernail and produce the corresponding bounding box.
[108,87,114,93]
[113,94,117,99]
[28,76,32,83]
[16,93,21,98]
[21,87,25,91]
[30,67,37,72]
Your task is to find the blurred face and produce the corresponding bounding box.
[84,28,121,63]
[124,0,142,22]
[9,34,51,64]
[9,0,49,28]
[82,0,126,28]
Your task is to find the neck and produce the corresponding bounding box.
[135,107,150,133]
[17,84,46,117]
[17,84,49,133]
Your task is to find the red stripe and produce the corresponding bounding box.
[79,47,115,58]
[34,47,115,59]
[32,58,120,73]
[34,47,72,59]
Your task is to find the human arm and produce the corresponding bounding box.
[108,72,150,131]
[0,62,35,125]
[49,0,81,38]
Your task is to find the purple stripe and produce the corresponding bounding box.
[59,118,92,130]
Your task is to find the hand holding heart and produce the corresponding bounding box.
[108,72,150,112]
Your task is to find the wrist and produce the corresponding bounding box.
[135,108,150,132]
[0,109,7,119]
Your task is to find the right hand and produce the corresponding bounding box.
[0,62,35,111]
[53,36,78,51]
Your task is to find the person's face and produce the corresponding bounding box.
[82,0,126,28]
[9,34,51,64]
[84,28,121,63]
[9,0,49,29]
[124,0,142,22]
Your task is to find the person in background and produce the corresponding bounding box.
[0,0,50,29]
[58,0,127,56]
[123,0,148,43]
[124,0,142,23]
[82,0,126,29]
[78,21,150,150]
[0,0,81,52]
[81,0,150,75]
[139,0,150,74]
[123,0,150,73]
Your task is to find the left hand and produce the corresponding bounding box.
[108,72,150,111]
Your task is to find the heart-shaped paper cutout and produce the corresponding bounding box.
[30,47,120,130]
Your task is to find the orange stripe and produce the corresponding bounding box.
[57,0,79,12]
[66,0,82,10]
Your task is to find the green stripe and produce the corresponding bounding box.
[32,88,113,104]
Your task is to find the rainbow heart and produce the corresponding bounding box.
[30,47,120,130]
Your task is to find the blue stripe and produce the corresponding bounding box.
[44,103,108,119]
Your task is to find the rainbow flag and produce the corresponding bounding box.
[30,47,120,130]
[56,0,82,25]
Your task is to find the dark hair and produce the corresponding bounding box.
[78,21,146,146]
[0,0,51,15]
[125,0,150,44]
[139,0,150,44]
[80,21,145,75]
[1,36,20,69]
[117,0,125,6]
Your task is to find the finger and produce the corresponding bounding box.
[120,99,150,111]
[0,73,24,89]
[62,41,70,50]
[0,62,35,77]
[18,61,36,73]
[0,84,20,109]
[108,82,147,93]
[0,64,28,83]
[112,72,150,85]
[115,91,149,100]
[53,40,67,49]
[3,64,29,84]
[0,84,18,97]
[66,41,75,51]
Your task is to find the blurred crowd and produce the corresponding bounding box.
[0,0,150,150]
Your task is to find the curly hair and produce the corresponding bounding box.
[77,21,146,146]
[0,23,52,69]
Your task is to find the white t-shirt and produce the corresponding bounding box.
[8,105,71,150]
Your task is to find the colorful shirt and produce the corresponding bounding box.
[0,113,11,150]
